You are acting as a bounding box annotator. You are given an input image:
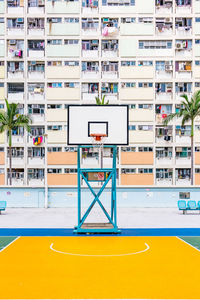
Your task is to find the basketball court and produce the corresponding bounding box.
[0,235,200,299]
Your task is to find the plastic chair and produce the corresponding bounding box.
[187,200,197,210]
[178,200,187,212]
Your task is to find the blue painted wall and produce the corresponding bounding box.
[0,187,199,208]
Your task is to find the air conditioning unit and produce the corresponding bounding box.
[103,61,109,65]
[17,18,24,23]
[165,17,171,22]
[176,43,182,49]
[9,40,16,45]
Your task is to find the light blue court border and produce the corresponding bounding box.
[0,228,200,236]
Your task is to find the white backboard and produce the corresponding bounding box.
[67,105,129,145]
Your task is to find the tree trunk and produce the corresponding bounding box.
[8,130,12,186]
[191,119,194,186]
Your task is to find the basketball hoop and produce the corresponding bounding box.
[90,133,107,148]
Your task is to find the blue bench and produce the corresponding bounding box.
[0,201,6,214]
[178,200,200,214]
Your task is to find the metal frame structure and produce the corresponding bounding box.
[74,145,120,234]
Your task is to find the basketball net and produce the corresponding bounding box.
[90,134,107,149]
[90,134,107,169]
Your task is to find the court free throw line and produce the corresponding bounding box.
[50,242,150,257]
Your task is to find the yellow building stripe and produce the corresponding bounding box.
[0,236,199,299]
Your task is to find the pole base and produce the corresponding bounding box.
[74,223,121,234]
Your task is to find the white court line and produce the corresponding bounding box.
[176,236,200,253]
[50,242,150,257]
[0,236,20,253]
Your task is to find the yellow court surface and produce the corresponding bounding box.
[0,236,200,299]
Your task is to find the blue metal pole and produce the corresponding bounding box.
[113,146,117,228]
[77,146,81,227]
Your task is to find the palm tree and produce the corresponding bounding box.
[95,95,109,105]
[0,99,31,185]
[163,90,200,185]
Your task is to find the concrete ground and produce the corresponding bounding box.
[0,207,199,228]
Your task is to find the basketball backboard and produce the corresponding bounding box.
[67,105,129,145]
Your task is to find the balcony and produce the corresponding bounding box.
[175,41,192,58]
[175,169,191,186]
[155,68,173,79]
[46,0,79,14]
[155,126,173,144]
[7,148,24,167]
[155,148,173,165]
[7,40,24,59]
[7,170,24,186]
[82,18,99,36]
[82,92,98,102]
[28,85,45,101]
[175,90,192,101]
[155,113,168,125]
[101,62,118,80]
[82,40,99,58]
[101,83,118,102]
[82,49,99,58]
[28,147,45,166]
[176,153,191,166]
[155,1,173,14]
[30,113,45,124]
[156,169,173,186]
[82,0,98,14]
[175,1,192,14]
[7,20,24,36]
[175,126,191,144]
[28,0,45,14]
[155,84,173,101]
[7,84,24,102]
[102,48,118,58]
[28,18,45,36]
[175,62,192,79]
[7,62,24,79]
[11,134,24,144]
[82,62,99,80]
[7,1,24,14]
[156,18,173,36]
[82,83,98,102]
[28,62,45,79]
[28,155,45,166]
[176,27,192,37]
[27,169,45,186]
[28,41,45,58]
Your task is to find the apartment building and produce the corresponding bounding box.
[0,0,200,187]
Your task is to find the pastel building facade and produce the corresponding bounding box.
[0,0,200,188]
